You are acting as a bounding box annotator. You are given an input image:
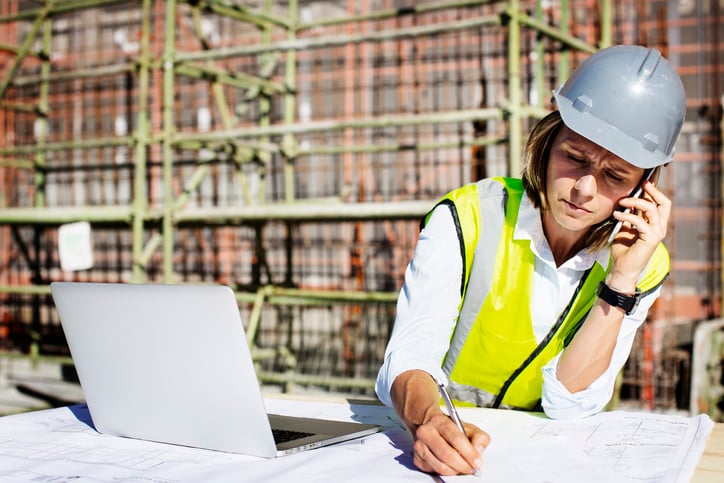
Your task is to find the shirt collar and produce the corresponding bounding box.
[514,194,609,271]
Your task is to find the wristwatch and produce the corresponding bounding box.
[596,282,642,315]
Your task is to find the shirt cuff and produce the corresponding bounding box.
[375,351,447,408]
[540,353,616,419]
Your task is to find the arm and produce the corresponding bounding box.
[555,297,629,394]
[375,206,490,474]
[553,180,670,403]
[375,206,463,407]
[541,287,658,418]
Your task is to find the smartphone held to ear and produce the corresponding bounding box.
[607,168,656,244]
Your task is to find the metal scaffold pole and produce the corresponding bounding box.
[506,0,522,176]
[162,0,179,282]
[132,0,154,282]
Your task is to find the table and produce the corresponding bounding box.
[0,395,719,482]
[693,419,724,483]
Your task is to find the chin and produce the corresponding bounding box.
[556,217,594,234]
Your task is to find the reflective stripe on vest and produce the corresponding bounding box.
[423,177,670,410]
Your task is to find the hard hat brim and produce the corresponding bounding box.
[554,91,672,170]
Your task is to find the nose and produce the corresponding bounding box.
[573,174,597,195]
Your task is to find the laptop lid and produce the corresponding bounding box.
[50,282,379,458]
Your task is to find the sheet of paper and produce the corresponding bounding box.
[0,399,713,482]
[0,401,426,483]
[453,407,714,483]
[58,221,94,272]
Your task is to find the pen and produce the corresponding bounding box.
[434,376,481,477]
[434,377,467,436]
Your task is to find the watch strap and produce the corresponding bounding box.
[596,282,641,316]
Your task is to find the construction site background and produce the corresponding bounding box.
[0,1,722,419]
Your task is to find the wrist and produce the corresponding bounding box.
[392,370,445,430]
[597,281,642,315]
[604,273,637,294]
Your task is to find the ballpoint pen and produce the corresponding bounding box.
[433,376,481,477]
[434,376,467,437]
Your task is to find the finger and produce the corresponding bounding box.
[413,438,456,475]
[642,181,672,220]
[413,434,473,476]
[637,196,669,236]
[612,210,665,248]
[466,423,491,453]
[414,416,481,475]
[615,196,665,230]
[613,209,648,231]
[611,212,651,242]
[437,421,483,473]
[619,195,658,214]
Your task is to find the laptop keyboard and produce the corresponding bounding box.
[272,428,315,444]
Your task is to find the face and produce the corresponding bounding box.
[543,125,644,238]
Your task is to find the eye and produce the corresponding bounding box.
[605,170,624,182]
[604,170,625,183]
[567,154,586,165]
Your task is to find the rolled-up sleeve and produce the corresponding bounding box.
[541,286,661,419]
[375,206,463,407]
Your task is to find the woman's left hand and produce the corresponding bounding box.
[608,180,671,291]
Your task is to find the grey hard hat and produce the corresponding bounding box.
[553,45,686,169]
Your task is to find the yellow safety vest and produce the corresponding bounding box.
[425,177,669,410]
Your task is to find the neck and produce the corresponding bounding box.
[541,212,587,267]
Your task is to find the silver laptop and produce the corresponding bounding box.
[50,282,380,458]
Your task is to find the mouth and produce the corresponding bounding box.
[563,199,592,214]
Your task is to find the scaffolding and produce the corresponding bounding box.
[0,0,721,408]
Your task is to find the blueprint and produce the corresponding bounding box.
[0,398,713,482]
[455,406,714,483]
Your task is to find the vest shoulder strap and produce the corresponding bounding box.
[423,182,482,297]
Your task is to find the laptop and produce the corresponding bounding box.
[50,282,380,458]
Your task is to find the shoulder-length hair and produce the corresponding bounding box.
[520,110,657,252]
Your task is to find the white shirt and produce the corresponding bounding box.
[375,189,658,419]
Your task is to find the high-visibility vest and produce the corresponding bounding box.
[425,177,669,410]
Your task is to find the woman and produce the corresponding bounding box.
[375,45,687,476]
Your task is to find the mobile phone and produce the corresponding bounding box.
[607,168,655,244]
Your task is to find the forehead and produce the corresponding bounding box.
[556,125,607,152]
[555,125,640,172]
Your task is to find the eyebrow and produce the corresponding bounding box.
[559,139,592,159]
[560,136,640,176]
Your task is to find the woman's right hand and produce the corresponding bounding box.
[411,409,489,475]
[391,370,490,476]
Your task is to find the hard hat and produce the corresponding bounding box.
[553,45,686,169]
